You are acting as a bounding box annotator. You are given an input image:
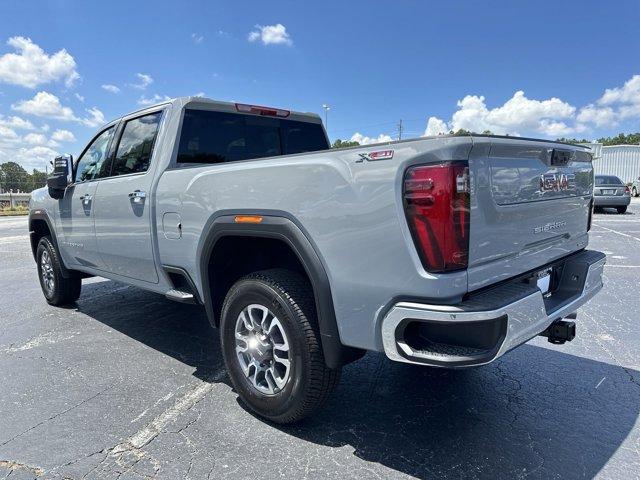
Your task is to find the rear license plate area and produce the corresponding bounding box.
[603,189,615,195]
[537,272,551,295]
[525,268,556,296]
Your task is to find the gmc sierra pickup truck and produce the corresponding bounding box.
[29,97,605,423]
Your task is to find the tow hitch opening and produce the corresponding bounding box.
[539,316,576,344]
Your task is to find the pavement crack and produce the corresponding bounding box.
[0,384,115,448]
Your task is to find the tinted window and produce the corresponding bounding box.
[595,175,623,186]
[74,127,115,182]
[111,112,162,176]
[177,109,328,164]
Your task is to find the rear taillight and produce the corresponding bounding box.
[587,198,594,231]
[625,185,631,194]
[403,162,470,272]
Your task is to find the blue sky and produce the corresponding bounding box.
[0,0,639,171]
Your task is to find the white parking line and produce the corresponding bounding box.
[593,218,640,223]
[594,224,640,242]
[0,235,29,244]
[604,265,640,268]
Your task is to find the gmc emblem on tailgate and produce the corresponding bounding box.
[539,173,573,192]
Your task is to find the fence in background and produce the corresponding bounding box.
[0,192,31,209]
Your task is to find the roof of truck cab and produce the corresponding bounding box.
[117,96,323,124]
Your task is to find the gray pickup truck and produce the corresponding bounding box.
[29,97,605,423]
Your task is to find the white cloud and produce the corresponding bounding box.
[138,94,171,106]
[0,124,61,171]
[12,146,60,171]
[74,92,85,102]
[82,107,105,127]
[575,75,640,127]
[0,125,18,141]
[12,91,77,121]
[424,117,449,136]
[248,24,292,46]
[0,115,34,130]
[350,132,393,145]
[577,104,617,128]
[598,75,640,106]
[423,91,577,137]
[191,33,204,44]
[101,84,120,93]
[0,36,80,88]
[23,132,48,145]
[51,129,75,142]
[129,73,153,90]
[10,91,105,128]
[423,74,640,138]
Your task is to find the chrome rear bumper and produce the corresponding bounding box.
[381,250,606,367]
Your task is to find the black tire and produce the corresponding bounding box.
[36,236,81,306]
[593,206,603,213]
[617,206,627,214]
[633,187,638,197]
[220,268,341,424]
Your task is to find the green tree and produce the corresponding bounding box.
[555,137,591,144]
[597,132,640,146]
[0,161,29,192]
[331,139,360,149]
[448,129,494,136]
[30,169,48,191]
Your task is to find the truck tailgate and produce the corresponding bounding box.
[467,137,593,291]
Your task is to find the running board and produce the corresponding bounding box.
[165,289,197,304]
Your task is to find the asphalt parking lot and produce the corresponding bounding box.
[1,201,639,480]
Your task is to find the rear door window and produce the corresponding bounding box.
[177,109,328,164]
[110,111,162,177]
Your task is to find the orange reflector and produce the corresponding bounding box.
[234,215,263,224]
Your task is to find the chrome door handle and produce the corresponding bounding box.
[128,190,146,203]
[79,194,92,204]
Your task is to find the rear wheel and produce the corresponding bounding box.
[633,187,638,197]
[220,269,340,424]
[617,206,627,214]
[36,236,81,306]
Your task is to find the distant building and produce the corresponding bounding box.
[582,143,640,183]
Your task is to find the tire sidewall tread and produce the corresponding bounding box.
[220,268,340,424]
[36,236,81,306]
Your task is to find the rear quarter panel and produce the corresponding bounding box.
[155,137,472,351]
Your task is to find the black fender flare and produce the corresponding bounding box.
[28,210,75,279]
[197,210,364,369]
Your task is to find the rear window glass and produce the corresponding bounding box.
[177,109,329,164]
[595,175,623,186]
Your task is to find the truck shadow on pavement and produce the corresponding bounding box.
[78,281,640,480]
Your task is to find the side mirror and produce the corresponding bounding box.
[47,154,73,199]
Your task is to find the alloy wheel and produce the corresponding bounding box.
[234,303,291,395]
[40,250,55,295]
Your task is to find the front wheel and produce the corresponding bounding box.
[220,269,341,424]
[36,236,81,306]
[617,206,628,214]
[633,187,638,197]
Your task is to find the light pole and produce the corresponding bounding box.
[322,104,330,131]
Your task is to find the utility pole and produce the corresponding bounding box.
[322,104,330,131]
[397,119,403,141]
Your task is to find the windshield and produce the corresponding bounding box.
[595,175,623,186]
[177,109,329,164]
